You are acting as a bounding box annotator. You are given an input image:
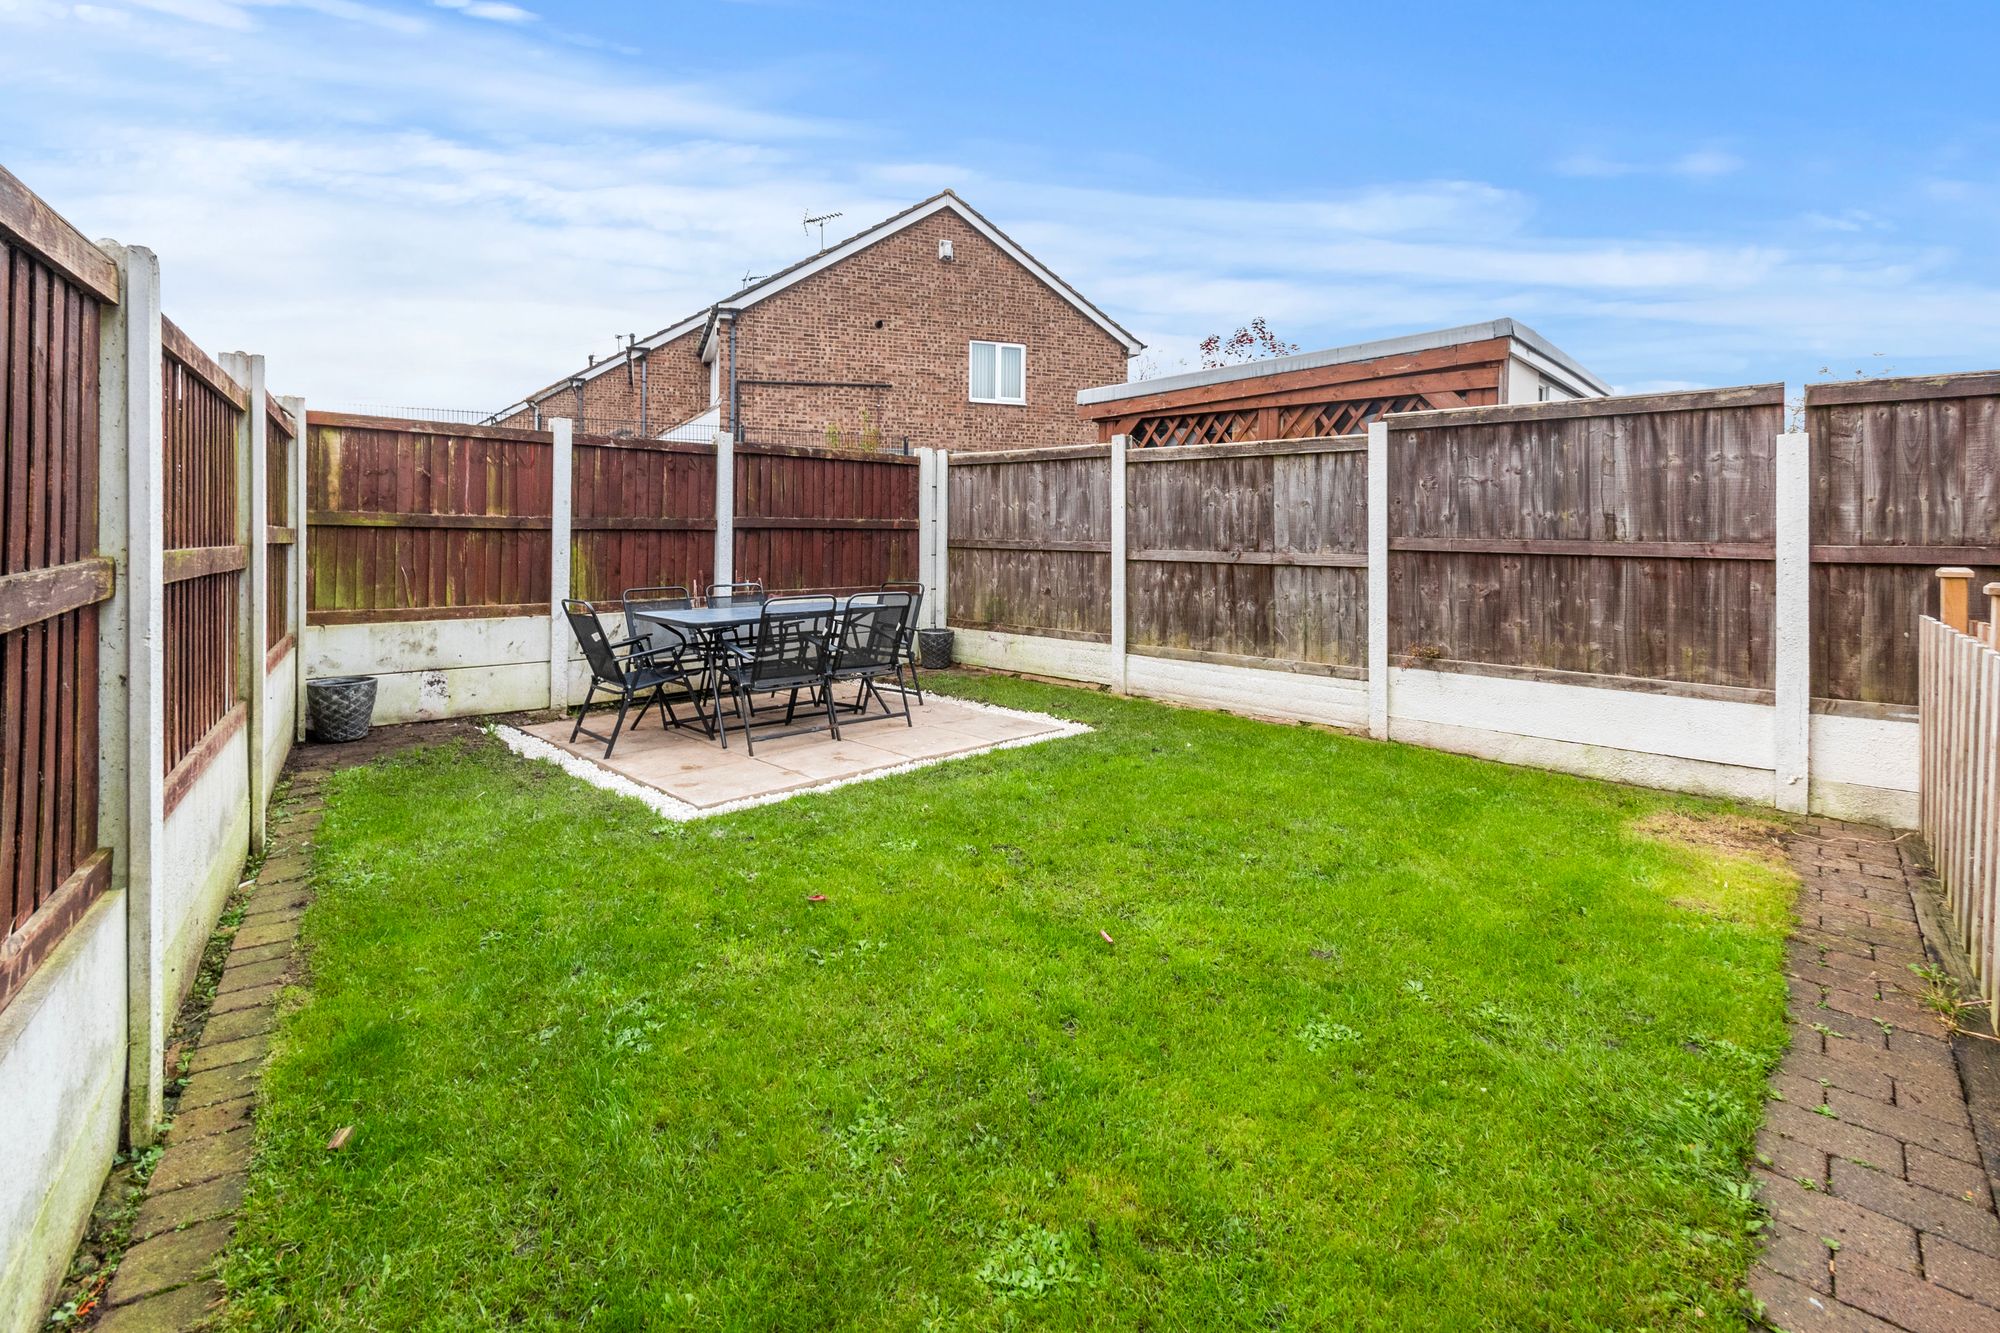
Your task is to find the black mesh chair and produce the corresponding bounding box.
[710,595,839,754]
[879,580,927,704]
[829,591,915,729]
[621,585,693,658]
[705,581,765,609]
[706,580,766,650]
[563,599,703,759]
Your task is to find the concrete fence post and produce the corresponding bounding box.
[1366,419,1390,741]
[283,396,308,742]
[713,431,735,589]
[1938,566,1975,634]
[1773,430,1811,814]
[548,417,573,710]
[222,353,270,850]
[915,448,938,624]
[934,449,950,632]
[1109,435,1129,692]
[97,242,168,1143]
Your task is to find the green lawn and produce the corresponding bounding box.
[223,674,1795,1331]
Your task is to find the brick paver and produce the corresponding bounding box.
[1752,819,2000,1330]
[77,721,478,1331]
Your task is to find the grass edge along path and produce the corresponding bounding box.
[223,674,1799,1330]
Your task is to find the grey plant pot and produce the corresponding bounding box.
[917,628,954,670]
[308,675,378,743]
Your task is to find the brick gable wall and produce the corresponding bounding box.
[499,207,1131,451]
[731,211,1128,451]
[496,328,709,435]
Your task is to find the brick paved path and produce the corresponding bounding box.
[1751,819,2000,1331]
[82,724,476,1331]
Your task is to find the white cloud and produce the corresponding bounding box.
[1555,146,1744,180]
[435,0,536,23]
[3,2,1996,409]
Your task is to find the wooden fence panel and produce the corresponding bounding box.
[734,442,917,594]
[1809,375,2000,707]
[305,412,552,624]
[1124,437,1365,674]
[571,434,716,601]
[0,228,109,1007]
[266,397,292,654]
[947,445,1111,641]
[1918,614,2000,1028]
[1386,386,1785,693]
[161,316,245,789]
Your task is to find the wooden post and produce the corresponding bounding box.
[1985,582,2000,648]
[1366,419,1390,740]
[98,242,169,1143]
[713,430,735,589]
[548,418,573,710]
[283,396,308,743]
[1938,566,1975,633]
[1773,430,1811,814]
[221,352,269,852]
[1109,434,1128,693]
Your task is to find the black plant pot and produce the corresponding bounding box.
[308,676,378,743]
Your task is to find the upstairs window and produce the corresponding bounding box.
[969,340,1026,404]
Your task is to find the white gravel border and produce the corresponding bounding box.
[489,694,1090,821]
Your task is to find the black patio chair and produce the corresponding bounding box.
[710,595,840,754]
[705,580,765,608]
[879,580,927,704]
[829,591,915,729]
[562,599,703,759]
[706,580,767,651]
[621,584,694,658]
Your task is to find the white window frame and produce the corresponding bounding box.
[968,340,1027,406]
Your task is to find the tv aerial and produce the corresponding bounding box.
[804,209,844,250]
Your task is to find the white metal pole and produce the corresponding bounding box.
[1366,419,1390,740]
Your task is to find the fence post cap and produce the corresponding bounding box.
[1937,565,1976,578]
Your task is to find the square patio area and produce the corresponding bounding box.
[497,687,1084,818]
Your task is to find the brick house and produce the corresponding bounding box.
[494,191,1142,452]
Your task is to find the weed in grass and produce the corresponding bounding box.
[973,1224,1084,1302]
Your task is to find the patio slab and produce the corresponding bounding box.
[504,689,1084,816]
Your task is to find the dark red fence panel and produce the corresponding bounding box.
[0,203,112,1010]
[160,317,245,796]
[305,412,552,624]
[571,434,715,602]
[734,442,918,594]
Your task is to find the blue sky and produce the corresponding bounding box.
[2,0,1995,408]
